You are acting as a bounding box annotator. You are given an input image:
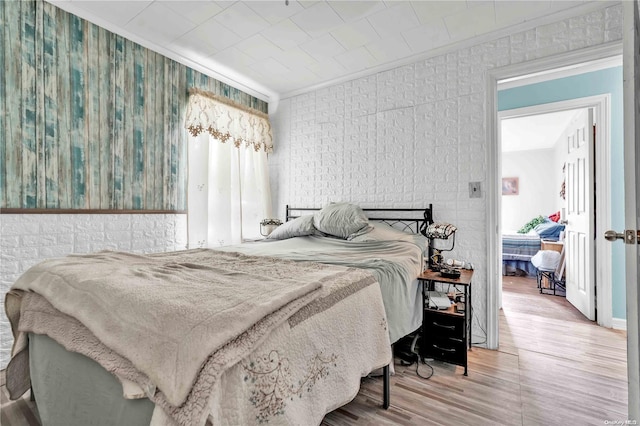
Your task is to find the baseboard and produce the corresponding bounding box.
[611,317,627,330]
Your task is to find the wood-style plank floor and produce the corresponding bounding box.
[1,276,628,425]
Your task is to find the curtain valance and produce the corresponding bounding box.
[185,88,273,153]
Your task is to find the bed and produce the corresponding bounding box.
[502,216,566,277]
[5,203,433,426]
[502,230,541,276]
[244,204,434,344]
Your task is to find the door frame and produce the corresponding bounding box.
[485,41,623,349]
[621,0,639,419]
[498,95,611,325]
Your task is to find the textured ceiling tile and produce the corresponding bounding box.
[334,46,377,72]
[263,67,321,97]
[330,19,380,50]
[365,34,413,62]
[402,18,451,53]
[410,0,467,24]
[244,1,305,24]
[213,2,271,39]
[327,1,386,22]
[495,1,552,27]
[72,1,152,27]
[300,34,346,58]
[260,18,311,50]
[162,1,224,26]
[366,3,420,38]
[249,57,292,77]
[306,57,347,80]
[444,2,496,40]
[125,2,194,44]
[62,0,604,98]
[187,19,243,52]
[290,1,344,37]
[169,32,220,58]
[209,47,255,69]
[272,46,319,70]
[298,1,321,9]
[235,34,284,61]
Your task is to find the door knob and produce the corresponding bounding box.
[604,230,639,244]
[560,219,569,225]
[604,230,625,241]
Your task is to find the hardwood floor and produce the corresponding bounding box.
[1,276,628,425]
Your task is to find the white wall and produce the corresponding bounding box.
[501,148,559,231]
[0,214,187,367]
[268,3,623,342]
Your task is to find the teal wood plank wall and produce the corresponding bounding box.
[1,0,268,211]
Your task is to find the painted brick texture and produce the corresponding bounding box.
[269,3,623,344]
[0,214,187,367]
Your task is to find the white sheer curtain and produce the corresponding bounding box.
[186,90,273,248]
[207,138,272,245]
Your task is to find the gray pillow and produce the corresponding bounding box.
[267,215,315,240]
[313,202,370,239]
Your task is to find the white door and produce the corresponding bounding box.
[620,0,639,419]
[564,109,595,320]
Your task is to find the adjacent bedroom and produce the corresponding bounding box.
[500,110,576,288]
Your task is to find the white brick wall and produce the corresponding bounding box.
[269,3,623,344]
[0,213,187,367]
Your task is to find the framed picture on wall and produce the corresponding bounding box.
[502,177,519,195]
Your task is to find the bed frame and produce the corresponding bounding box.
[286,204,433,236]
[284,204,434,410]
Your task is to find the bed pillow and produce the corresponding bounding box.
[533,222,565,240]
[349,222,428,247]
[548,211,561,222]
[313,202,370,239]
[518,215,546,234]
[267,215,315,240]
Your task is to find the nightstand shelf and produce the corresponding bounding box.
[418,268,473,375]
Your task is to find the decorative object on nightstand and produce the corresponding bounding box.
[418,268,473,376]
[422,222,457,271]
[259,219,282,236]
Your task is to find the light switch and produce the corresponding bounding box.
[469,182,481,198]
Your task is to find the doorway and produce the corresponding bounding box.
[484,46,624,351]
[499,107,595,321]
[497,92,613,327]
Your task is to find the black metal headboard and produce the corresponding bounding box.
[285,204,433,236]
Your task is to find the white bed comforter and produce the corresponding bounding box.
[220,235,425,343]
[6,249,388,426]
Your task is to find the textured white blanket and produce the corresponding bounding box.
[9,267,388,426]
[5,249,372,425]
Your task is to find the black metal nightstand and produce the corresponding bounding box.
[417,268,473,375]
